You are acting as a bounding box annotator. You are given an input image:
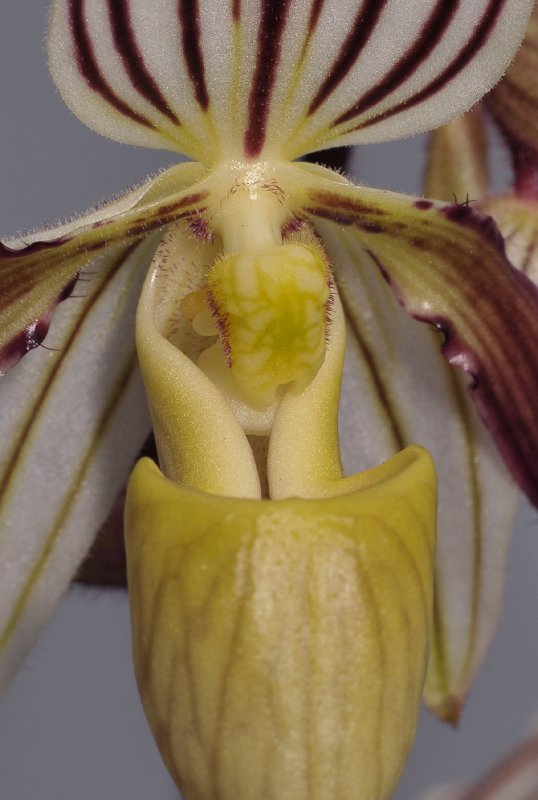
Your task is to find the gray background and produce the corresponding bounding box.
[1,4,538,799]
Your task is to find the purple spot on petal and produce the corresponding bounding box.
[357,221,384,234]
[414,199,433,211]
[440,203,473,224]
[0,320,52,375]
[440,204,507,252]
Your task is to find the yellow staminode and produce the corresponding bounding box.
[125,446,436,800]
[207,241,331,407]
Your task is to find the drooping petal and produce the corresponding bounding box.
[424,108,490,204]
[290,162,538,509]
[485,5,538,158]
[312,217,517,718]
[0,237,156,692]
[0,162,206,374]
[125,447,436,800]
[48,0,532,163]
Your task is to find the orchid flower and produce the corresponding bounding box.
[1,2,538,799]
[423,5,538,723]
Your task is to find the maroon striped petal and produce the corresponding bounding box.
[292,163,538,507]
[47,0,532,163]
[0,162,206,374]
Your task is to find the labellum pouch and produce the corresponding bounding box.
[125,447,436,800]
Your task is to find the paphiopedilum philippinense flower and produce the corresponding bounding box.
[1,1,537,798]
[424,5,538,720]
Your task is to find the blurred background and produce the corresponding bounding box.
[1,4,537,799]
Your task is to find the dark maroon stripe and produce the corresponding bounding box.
[244,0,292,158]
[307,0,325,36]
[308,0,389,115]
[107,0,180,124]
[232,0,241,21]
[296,0,326,73]
[178,0,209,110]
[334,0,460,122]
[340,0,508,130]
[68,0,156,129]
[0,236,72,260]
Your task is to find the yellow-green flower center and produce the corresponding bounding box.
[207,241,331,406]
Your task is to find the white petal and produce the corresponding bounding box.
[318,220,518,718]
[48,0,532,162]
[0,237,156,692]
